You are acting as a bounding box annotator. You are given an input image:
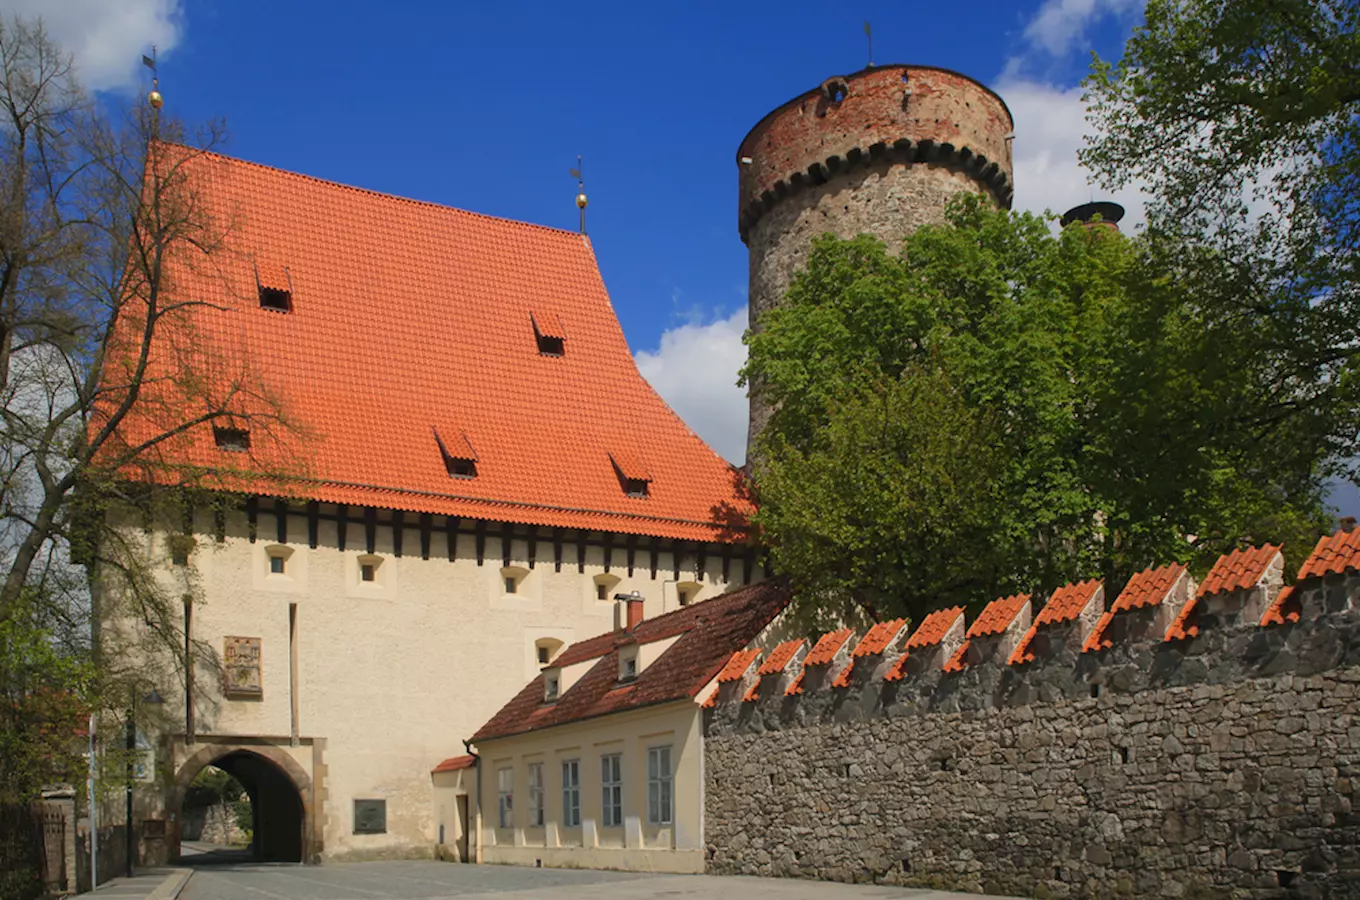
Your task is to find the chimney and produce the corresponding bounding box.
[1342,516,1357,533]
[614,591,644,632]
[1060,201,1125,233]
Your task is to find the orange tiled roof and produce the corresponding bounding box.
[967,594,1031,638]
[102,146,749,542]
[905,607,965,649]
[431,755,476,774]
[1164,596,1200,641]
[831,660,857,688]
[852,619,908,657]
[804,628,856,666]
[716,648,762,683]
[883,653,911,682]
[1035,580,1102,627]
[1298,529,1360,580]
[1197,544,1281,598]
[1113,563,1187,612]
[784,671,805,696]
[1260,585,1300,627]
[942,641,970,673]
[758,640,806,675]
[1082,611,1115,653]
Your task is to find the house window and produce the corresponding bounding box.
[270,555,285,575]
[528,763,544,827]
[213,426,250,452]
[677,586,693,606]
[497,767,513,829]
[361,563,375,582]
[353,799,386,834]
[544,675,559,702]
[562,759,581,827]
[447,457,477,479]
[536,333,565,356]
[601,754,623,828]
[624,478,649,499]
[621,655,638,681]
[538,645,550,665]
[505,576,517,594]
[535,637,564,668]
[593,573,620,603]
[501,566,528,596]
[647,746,673,825]
[358,555,383,584]
[597,582,608,601]
[258,286,292,312]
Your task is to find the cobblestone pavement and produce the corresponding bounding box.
[179,860,1028,900]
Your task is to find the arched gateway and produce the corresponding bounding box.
[167,739,323,864]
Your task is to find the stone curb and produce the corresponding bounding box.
[146,868,193,900]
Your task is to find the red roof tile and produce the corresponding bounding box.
[1260,585,1300,627]
[804,628,856,666]
[1082,611,1115,653]
[741,681,762,703]
[1112,563,1187,612]
[431,755,476,774]
[530,308,567,340]
[942,641,971,673]
[1197,545,1281,598]
[102,145,749,542]
[1008,626,1040,666]
[905,607,965,649]
[701,688,719,709]
[967,594,1031,638]
[831,661,857,688]
[715,649,762,683]
[1298,529,1360,580]
[758,640,806,675]
[1035,580,1102,627]
[852,619,908,657]
[784,671,805,696]
[471,579,790,742]
[883,653,911,682]
[1164,596,1200,641]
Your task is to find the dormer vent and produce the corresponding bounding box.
[531,310,566,357]
[213,426,250,452]
[255,260,294,313]
[609,450,652,500]
[433,426,479,479]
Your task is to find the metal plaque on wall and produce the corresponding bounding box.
[223,636,262,697]
[354,799,386,834]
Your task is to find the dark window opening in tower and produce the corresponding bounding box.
[536,334,564,356]
[259,286,292,312]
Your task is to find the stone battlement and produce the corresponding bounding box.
[703,533,1360,898]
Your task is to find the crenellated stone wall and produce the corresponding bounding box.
[704,572,1360,899]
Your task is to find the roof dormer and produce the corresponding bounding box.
[609,449,652,499]
[433,426,478,479]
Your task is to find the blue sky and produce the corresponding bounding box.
[17,0,1356,516]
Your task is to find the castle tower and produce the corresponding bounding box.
[739,65,1015,452]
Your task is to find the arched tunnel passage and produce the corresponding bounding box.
[176,749,306,864]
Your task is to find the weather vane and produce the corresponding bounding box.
[570,155,588,235]
[142,46,163,113]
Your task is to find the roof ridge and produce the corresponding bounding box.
[162,141,589,240]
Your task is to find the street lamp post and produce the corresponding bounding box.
[126,687,164,877]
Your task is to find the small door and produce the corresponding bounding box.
[456,795,469,862]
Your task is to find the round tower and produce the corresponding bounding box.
[739,65,1015,452]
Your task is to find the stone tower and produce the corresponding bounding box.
[739,65,1015,452]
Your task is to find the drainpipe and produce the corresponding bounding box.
[462,739,481,864]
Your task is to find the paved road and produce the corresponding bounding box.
[180,860,1027,900]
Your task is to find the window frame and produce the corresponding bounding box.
[497,767,514,829]
[601,753,623,828]
[647,745,673,825]
[527,762,545,827]
[561,759,581,827]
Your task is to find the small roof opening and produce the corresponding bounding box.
[434,426,479,480]
[213,426,251,452]
[609,450,652,499]
[255,260,294,313]
[531,310,566,357]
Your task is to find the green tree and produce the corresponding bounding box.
[744,197,1341,627]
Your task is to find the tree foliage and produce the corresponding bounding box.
[744,197,1343,628]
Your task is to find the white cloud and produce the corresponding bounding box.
[635,308,749,466]
[1000,77,1148,228]
[1021,0,1144,58]
[1,0,183,92]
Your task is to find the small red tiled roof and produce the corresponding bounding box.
[905,607,965,650]
[1164,596,1200,641]
[784,671,805,696]
[1112,563,1187,612]
[758,640,806,675]
[1260,585,1300,627]
[1035,580,1102,627]
[852,619,908,657]
[942,641,970,673]
[100,145,749,542]
[471,579,790,742]
[967,594,1031,638]
[831,660,857,688]
[1197,544,1281,598]
[804,628,856,666]
[883,653,911,682]
[715,648,762,683]
[1082,611,1115,653]
[431,755,476,774]
[701,688,719,708]
[1298,529,1360,581]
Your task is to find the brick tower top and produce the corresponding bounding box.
[736,65,1015,243]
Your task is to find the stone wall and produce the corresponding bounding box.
[705,578,1360,899]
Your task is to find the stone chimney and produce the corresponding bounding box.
[1060,201,1125,232]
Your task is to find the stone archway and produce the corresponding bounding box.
[170,743,316,863]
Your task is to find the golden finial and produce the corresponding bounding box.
[142,47,162,111]
[570,155,587,234]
